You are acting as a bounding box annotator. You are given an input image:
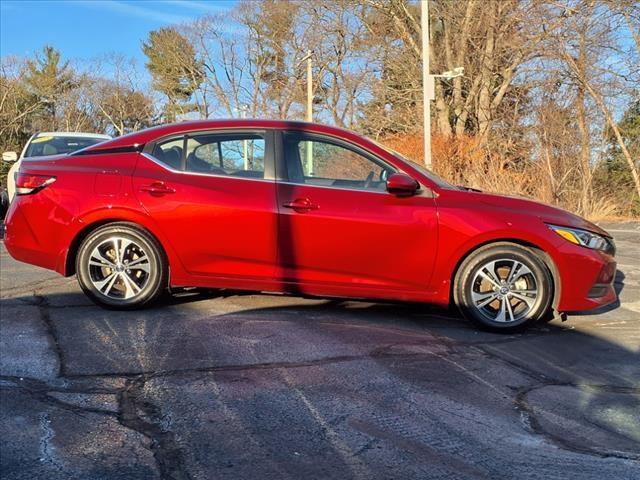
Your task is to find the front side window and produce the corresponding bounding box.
[150,132,266,179]
[284,132,394,191]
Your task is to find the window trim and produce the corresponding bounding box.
[279,130,402,194]
[143,129,275,181]
[140,152,277,184]
[276,179,395,196]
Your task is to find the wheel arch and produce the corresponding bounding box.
[449,238,561,314]
[63,218,169,277]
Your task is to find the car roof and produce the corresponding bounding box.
[35,132,112,139]
[74,119,445,190]
[80,119,375,154]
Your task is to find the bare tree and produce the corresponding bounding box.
[0,57,41,149]
[555,1,640,202]
[87,55,156,136]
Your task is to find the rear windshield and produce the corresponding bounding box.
[25,136,107,157]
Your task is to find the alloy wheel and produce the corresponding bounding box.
[470,258,540,323]
[87,236,151,300]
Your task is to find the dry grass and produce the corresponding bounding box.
[379,133,637,221]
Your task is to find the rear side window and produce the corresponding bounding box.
[185,133,265,178]
[151,138,183,170]
[150,133,265,179]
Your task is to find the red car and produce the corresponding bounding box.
[3,120,617,331]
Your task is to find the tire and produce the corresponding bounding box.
[453,243,553,333]
[76,222,168,309]
[0,189,8,220]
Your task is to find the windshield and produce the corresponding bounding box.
[24,136,107,158]
[371,140,455,189]
[401,155,455,189]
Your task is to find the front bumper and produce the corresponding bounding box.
[554,240,617,312]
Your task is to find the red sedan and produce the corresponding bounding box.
[3,120,617,331]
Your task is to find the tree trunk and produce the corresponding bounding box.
[562,49,640,202]
[587,82,640,201]
[476,3,496,143]
[575,33,592,215]
[434,81,452,137]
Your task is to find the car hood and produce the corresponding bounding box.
[462,190,610,237]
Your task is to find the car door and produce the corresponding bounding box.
[133,129,278,282]
[275,131,438,297]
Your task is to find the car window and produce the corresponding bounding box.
[25,136,106,157]
[283,133,394,191]
[386,148,454,189]
[185,133,265,179]
[151,138,184,170]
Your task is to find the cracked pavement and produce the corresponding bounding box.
[1,223,639,479]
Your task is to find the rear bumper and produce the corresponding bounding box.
[3,197,62,272]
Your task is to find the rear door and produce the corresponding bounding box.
[275,131,438,297]
[133,130,279,282]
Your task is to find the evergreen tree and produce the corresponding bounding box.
[596,98,640,214]
[23,46,75,129]
[142,28,203,122]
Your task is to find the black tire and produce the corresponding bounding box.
[0,189,8,220]
[75,222,168,309]
[453,243,553,333]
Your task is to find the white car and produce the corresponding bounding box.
[3,132,112,202]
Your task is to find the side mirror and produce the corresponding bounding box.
[2,151,18,163]
[386,172,419,197]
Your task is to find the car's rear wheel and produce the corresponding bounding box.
[454,243,553,332]
[76,223,167,309]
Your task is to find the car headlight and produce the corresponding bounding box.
[547,224,613,253]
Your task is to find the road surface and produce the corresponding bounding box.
[1,223,639,479]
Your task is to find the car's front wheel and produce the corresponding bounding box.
[76,223,167,309]
[454,243,553,332]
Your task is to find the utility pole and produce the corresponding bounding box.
[421,1,463,170]
[237,104,249,170]
[306,50,313,123]
[421,0,433,169]
[305,50,314,175]
[295,50,316,175]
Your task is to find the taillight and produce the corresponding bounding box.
[15,173,56,195]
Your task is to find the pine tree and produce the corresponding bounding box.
[23,46,75,129]
[142,28,203,122]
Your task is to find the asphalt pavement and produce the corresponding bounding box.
[1,222,639,479]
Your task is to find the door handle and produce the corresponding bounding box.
[282,198,319,212]
[140,182,176,196]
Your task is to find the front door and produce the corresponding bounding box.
[133,130,278,282]
[276,131,438,298]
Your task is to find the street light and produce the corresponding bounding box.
[437,67,464,79]
[421,1,463,169]
[421,66,464,170]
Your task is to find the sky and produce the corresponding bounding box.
[0,0,237,64]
